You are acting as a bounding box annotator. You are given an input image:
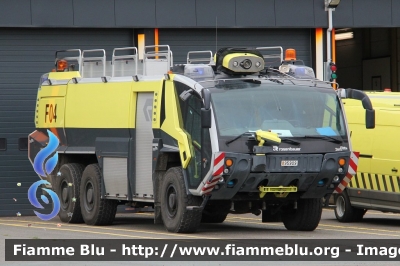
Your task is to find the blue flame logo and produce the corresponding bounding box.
[33,130,59,178]
[28,130,60,220]
[28,180,60,220]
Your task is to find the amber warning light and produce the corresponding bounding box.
[285,48,297,61]
[56,60,68,72]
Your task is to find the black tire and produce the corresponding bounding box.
[161,167,203,233]
[262,209,282,223]
[202,201,231,223]
[281,198,322,231]
[53,163,85,223]
[80,164,117,225]
[334,190,366,222]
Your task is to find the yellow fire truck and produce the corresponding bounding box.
[28,45,374,233]
[334,91,400,222]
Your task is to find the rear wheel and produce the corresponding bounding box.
[53,163,85,223]
[334,190,366,222]
[161,167,202,233]
[281,198,322,231]
[80,164,117,225]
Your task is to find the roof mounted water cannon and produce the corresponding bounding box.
[215,47,265,75]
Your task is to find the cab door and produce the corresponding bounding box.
[174,81,212,189]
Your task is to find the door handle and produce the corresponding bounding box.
[392,168,398,173]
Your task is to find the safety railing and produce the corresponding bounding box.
[112,47,138,77]
[256,46,283,66]
[187,50,214,65]
[143,45,173,76]
[81,49,106,78]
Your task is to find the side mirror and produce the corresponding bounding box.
[202,88,211,110]
[201,108,211,128]
[341,88,375,129]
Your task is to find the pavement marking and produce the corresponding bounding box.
[3,211,397,239]
[0,218,219,240]
[136,213,153,216]
[0,222,162,239]
[225,216,400,234]
[314,227,400,237]
[224,218,400,237]
[325,208,400,217]
[317,223,400,234]
[365,210,400,216]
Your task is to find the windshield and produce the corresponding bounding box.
[210,81,347,139]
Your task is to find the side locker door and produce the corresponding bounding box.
[135,92,154,199]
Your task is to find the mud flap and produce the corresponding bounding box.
[186,195,210,211]
[153,171,164,224]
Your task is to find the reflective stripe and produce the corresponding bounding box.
[348,172,400,193]
[334,151,359,194]
[213,152,225,176]
[200,152,225,195]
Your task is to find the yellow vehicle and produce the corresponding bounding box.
[335,91,400,222]
[28,45,374,233]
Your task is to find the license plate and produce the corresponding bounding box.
[281,160,298,167]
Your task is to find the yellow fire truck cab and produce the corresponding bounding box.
[28,45,374,233]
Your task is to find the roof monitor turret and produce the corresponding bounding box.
[215,47,265,75]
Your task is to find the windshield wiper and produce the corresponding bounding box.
[281,138,301,145]
[303,135,342,144]
[225,132,254,145]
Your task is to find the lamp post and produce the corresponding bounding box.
[324,0,341,82]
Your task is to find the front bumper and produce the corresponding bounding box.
[209,151,350,200]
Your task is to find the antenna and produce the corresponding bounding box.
[215,16,218,53]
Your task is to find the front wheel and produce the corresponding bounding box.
[80,164,117,225]
[281,198,322,231]
[334,190,366,222]
[161,167,202,233]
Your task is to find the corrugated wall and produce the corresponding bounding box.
[1,0,400,28]
[0,28,133,216]
[159,29,312,66]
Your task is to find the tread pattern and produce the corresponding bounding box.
[178,192,203,233]
[334,191,365,222]
[282,198,322,231]
[64,163,85,223]
[161,167,203,233]
[55,163,85,223]
[81,164,117,226]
